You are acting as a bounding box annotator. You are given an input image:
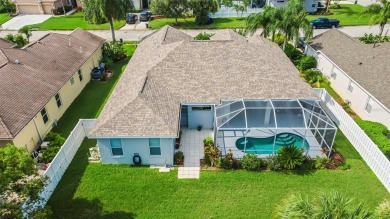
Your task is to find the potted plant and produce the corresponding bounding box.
[197,124,203,131]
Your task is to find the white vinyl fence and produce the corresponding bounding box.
[314,88,390,192]
[209,7,263,18]
[39,119,97,205]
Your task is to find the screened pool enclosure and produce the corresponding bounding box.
[215,99,337,158]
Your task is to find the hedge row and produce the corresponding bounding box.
[356,120,390,159]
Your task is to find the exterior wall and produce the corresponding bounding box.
[0,140,13,148]
[133,0,142,9]
[15,0,59,14]
[42,3,55,14]
[267,0,318,12]
[6,47,102,152]
[187,105,214,129]
[312,49,390,129]
[98,138,175,165]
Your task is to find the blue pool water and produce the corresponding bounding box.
[235,133,309,154]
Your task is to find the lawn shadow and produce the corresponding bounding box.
[48,198,136,219]
[278,169,315,176]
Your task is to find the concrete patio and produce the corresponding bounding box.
[177,127,213,179]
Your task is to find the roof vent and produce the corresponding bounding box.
[14,60,20,64]
[359,62,363,65]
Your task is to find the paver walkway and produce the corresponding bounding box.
[177,128,213,179]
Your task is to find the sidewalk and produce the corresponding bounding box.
[0,24,388,42]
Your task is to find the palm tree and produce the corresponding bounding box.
[84,0,129,41]
[245,6,276,37]
[275,191,372,219]
[18,26,32,43]
[277,0,313,51]
[363,0,390,47]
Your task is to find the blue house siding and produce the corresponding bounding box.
[187,105,214,129]
[97,138,175,165]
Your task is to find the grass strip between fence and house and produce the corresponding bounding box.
[47,130,389,218]
[0,13,11,25]
[51,43,136,138]
[27,12,126,30]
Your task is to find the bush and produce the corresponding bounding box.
[359,33,390,44]
[0,0,15,14]
[284,43,303,61]
[266,155,281,171]
[299,55,317,72]
[220,149,239,169]
[356,120,390,159]
[42,146,60,164]
[174,151,184,165]
[330,151,345,167]
[203,137,220,167]
[375,198,390,219]
[203,136,214,146]
[103,41,127,62]
[301,69,328,88]
[194,32,214,40]
[315,156,330,170]
[274,33,284,46]
[44,132,65,148]
[277,145,304,170]
[241,154,262,171]
[299,156,316,170]
[338,162,350,170]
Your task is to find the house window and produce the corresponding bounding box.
[78,69,83,81]
[347,81,354,93]
[181,105,188,115]
[149,138,161,155]
[70,76,75,85]
[40,108,49,124]
[192,106,212,111]
[55,93,62,108]
[312,3,316,7]
[364,97,373,114]
[110,139,123,156]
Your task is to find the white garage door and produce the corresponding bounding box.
[17,5,40,14]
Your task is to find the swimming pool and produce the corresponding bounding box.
[235,133,309,154]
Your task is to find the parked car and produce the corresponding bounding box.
[310,18,340,29]
[91,67,103,80]
[139,11,152,21]
[126,13,138,24]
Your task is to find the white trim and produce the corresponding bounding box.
[314,49,390,114]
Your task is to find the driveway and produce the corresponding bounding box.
[2,14,52,30]
[120,20,148,30]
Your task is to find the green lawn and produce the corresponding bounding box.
[307,4,371,26]
[149,17,246,29]
[51,43,136,138]
[47,131,388,218]
[27,13,126,30]
[0,13,11,25]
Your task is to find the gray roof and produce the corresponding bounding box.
[0,28,105,139]
[90,26,317,137]
[308,29,390,110]
[0,38,15,48]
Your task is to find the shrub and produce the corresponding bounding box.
[174,151,184,165]
[330,151,345,167]
[220,149,238,169]
[356,120,390,159]
[338,162,350,170]
[375,198,390,219]
[0,0,15,14]
[359,33,390,44]
[299,55,317,72]
[241,154,262,171]
[194,32,215,40]
[266,155,281,171]
[103,41,126,62]
[274,33,284,46]
[301,69,328,88]
[299,156,316,170]
[203,137,220,167]
[315,156,330,170]
[277,145,304,170]
[284,43,303,61]
[44,132,65,148]
[42,146,60,164]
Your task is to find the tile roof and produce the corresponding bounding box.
[308,29,390,110]
[0,28,105,139]
[0,38,15,48]
[90,26,317,137]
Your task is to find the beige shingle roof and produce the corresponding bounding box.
[0,28,105,139]
[308,29,390,110]
[90,26,317,137]
[0,38,15,49]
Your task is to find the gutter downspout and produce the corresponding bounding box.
[32,117,43,143]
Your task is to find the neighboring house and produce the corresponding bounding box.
[267,0,320,12]
[13,0,82,14]
[89,25,337,166]
[0,28,105,152]
[306,29,390,129]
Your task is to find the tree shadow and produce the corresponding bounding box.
[48,198,136,219]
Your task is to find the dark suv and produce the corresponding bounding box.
[126,13,138,24]
[139,11,152,21]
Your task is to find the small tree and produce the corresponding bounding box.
[277,145,304,170]
[190,0,218,25]
[18,26,32,43]
[233,0,250,17]
[150,0,190,25]
[83,0,130,41]
[363,0,390,47]
[0,144,51,218]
